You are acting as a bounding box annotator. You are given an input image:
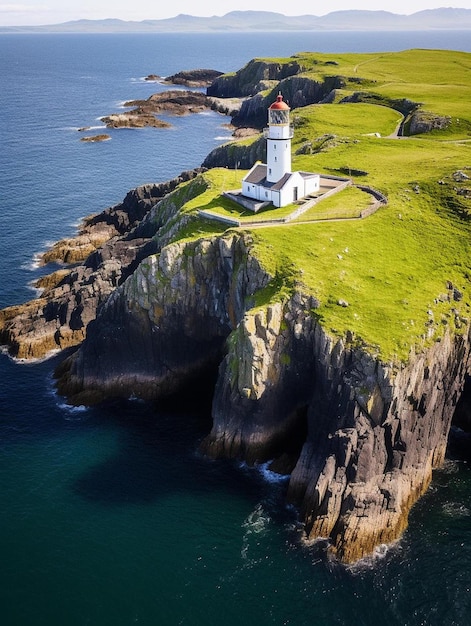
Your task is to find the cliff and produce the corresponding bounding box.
[54,221,471,563]
[3,165,471,562]
[208,58,347,128]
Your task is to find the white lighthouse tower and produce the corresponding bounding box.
[266,93,293,183]
[240,92,320,210]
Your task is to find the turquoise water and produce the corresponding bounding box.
[1,32,470,626]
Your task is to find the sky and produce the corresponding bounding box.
[0,1,470,27]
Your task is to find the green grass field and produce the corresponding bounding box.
[172,49,471,363]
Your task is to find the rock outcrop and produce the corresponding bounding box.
[229,75,346,128]
[202,135,265,170]
[206,58,358,127]
[408,110,451,135]
[164,69,224,87]
[101,91,215,129]
[101,113,170,129]
[101,89,241,129]
[0,169,205,359]
[56,233,268,405]
[80,134,111,142]
[207,59,304,98]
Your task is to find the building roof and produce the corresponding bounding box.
[299,171,320,180]
[244,163,268,185]
[271,172,293,191]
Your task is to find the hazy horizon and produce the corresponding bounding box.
[1,2,470,27]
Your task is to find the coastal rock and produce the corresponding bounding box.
[101,90,227,129]
[207,59,348,127]
[207,59,303,98]
[0,170,205,359]
[127,90,205,113]
[80,134,111,142]
[164,69,224,87]
[55,232,270,405]
[202,135,265,169]
[123,90,214,116]
[230,75,345,128]
[101,113,170,128]
[288,327,471,562]
[40,231,114,265]
[201,293,320,464]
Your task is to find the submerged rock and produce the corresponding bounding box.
[80,134,111,142]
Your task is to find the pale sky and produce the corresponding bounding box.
[1,1,470,27]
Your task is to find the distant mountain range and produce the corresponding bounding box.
[2,9,471,33]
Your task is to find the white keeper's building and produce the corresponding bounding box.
[241,93,320,209]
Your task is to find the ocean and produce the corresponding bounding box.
[0,31,470,626]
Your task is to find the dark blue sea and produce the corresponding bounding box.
[1,31,470,626]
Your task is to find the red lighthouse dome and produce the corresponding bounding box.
[269,93,290,110]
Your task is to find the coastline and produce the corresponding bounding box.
[1,47,470,566]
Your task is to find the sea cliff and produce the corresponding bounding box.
[2,164,470,562]
[53,210,470,562]
[51,201,471,562]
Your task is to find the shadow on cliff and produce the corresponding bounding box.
[449,374,471,463]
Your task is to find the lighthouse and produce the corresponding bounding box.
[240,92,320,210]
[266,93,293,183]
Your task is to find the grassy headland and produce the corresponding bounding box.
[173,49,471,363]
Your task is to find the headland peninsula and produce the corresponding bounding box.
[1,48,470,564]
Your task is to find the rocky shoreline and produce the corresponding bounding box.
[0,169,205,359]
[97,69,242,131]
[49,200,470,563]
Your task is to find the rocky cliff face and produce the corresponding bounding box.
[231,75,346,127]
[207,59,304,98]
[288,327,471,562]
[207,58,345,128]
[54,218,471,563]
[56,232,271,405]
[5,161,468,561]
[202,135,265,170]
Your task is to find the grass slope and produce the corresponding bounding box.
[175,49,471,363]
